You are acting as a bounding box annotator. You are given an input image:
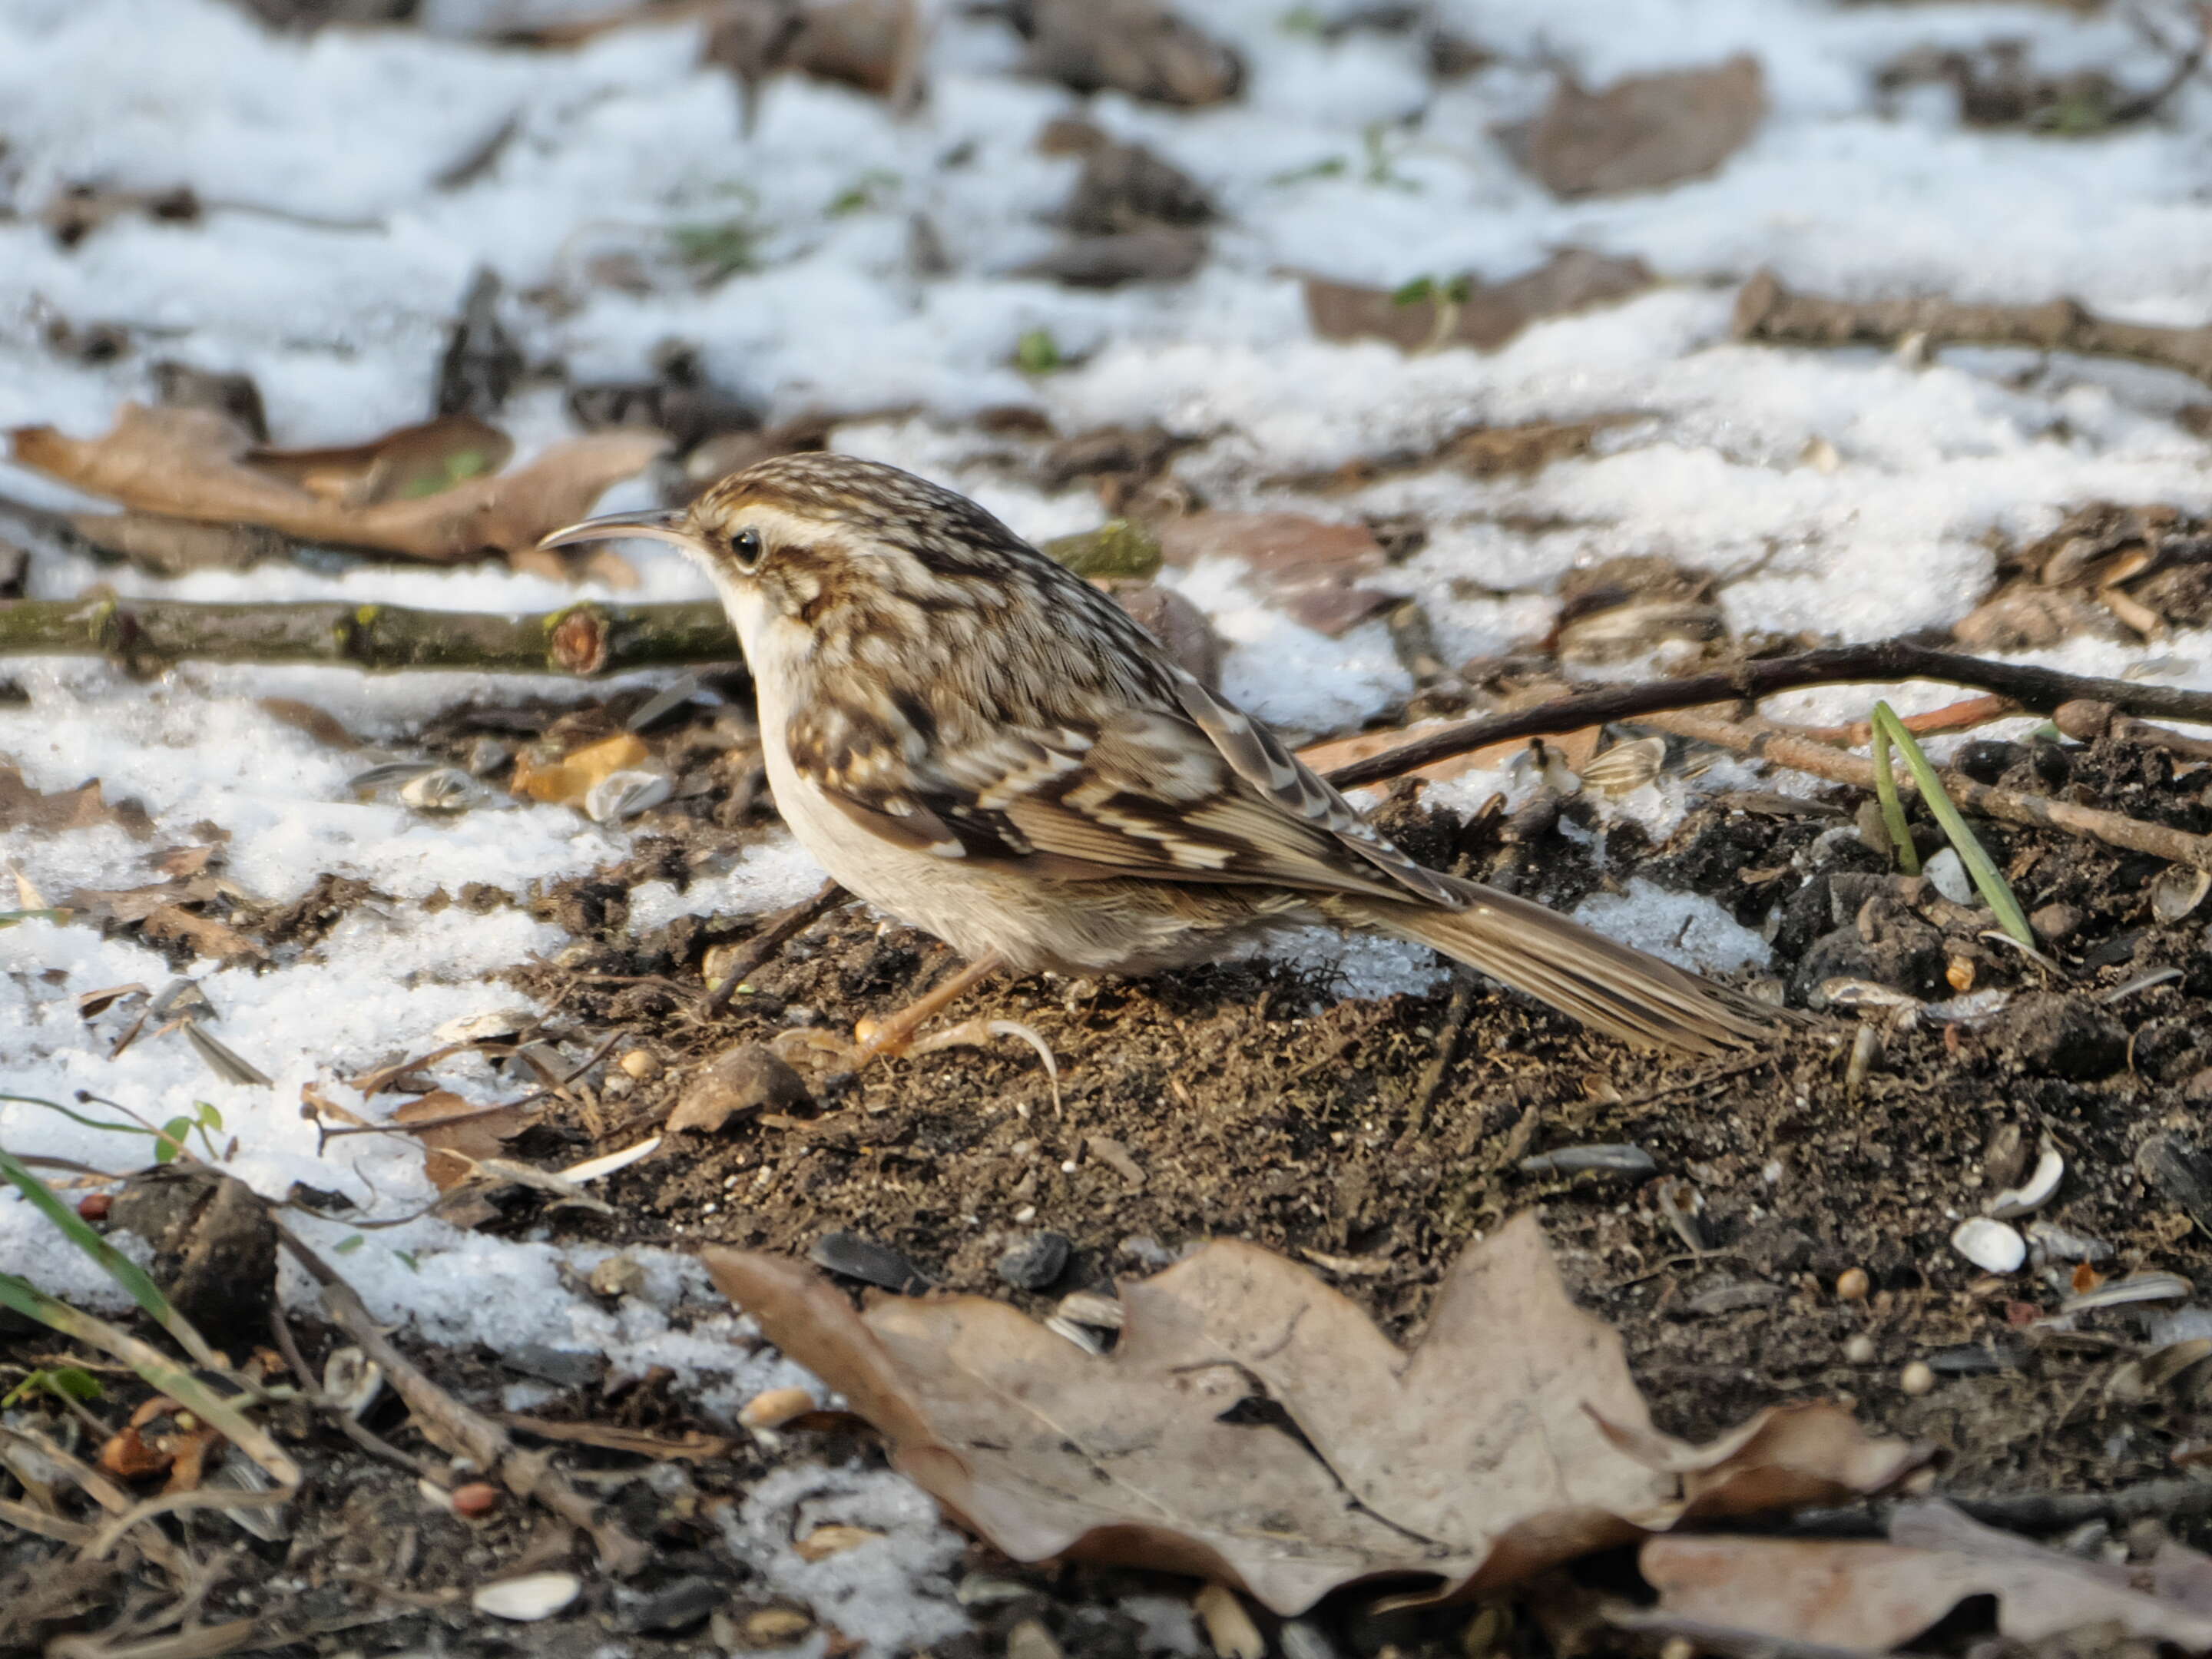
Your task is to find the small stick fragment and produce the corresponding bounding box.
[1320,640,2212,793]
[275,1220,648,1573]
[1735,268,2212,389]
[1643,708,2212,873]
[700,880,850,1014]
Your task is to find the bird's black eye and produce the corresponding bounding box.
[729,527,764,570]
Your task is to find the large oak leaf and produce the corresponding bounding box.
[704,1214,1926,1614]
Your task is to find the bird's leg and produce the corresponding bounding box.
[773,951,1009,1074]
[852,951,1008,1061]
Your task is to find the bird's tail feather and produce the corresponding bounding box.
[1337,879,1784,1056]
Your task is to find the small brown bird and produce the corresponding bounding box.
[545,454,1780,1060]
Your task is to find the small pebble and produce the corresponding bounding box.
[587,1254,646,1299]
[1835,1267,1869,1303]
[1843,1334,1876,1365]
[741,1608,813,1646]
[1008,1618,1066,1659]
[451,1481,500,1518]
[996,1231,1072,1291]
[617,1048,661,1081]
[76,1191,111,1222]
[1899,1360,1936,1396]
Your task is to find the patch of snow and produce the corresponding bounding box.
[1572,879,1774,975]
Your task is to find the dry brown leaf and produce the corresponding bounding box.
[1643,1498,2212,1649]
[509,732,653,808]
[1512,56,1767,199]
[1156,512,1393,637]
[1022,0,1242,108]
[394,1091,528,1193]
[139,905,264,965]
[10,405,663,564]
[247,415,513,508]
[1303,250,1653,356]
[0,763,154,839]
[703,1214,1926,1615]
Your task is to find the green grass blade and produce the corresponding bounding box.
[1869,704,1920,875]
[0,1145,220,1369]
[1870,703,2035,947]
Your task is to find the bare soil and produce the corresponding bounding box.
[11,713,2212,1657]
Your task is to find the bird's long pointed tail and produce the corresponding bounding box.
[1338,878,1786,1056]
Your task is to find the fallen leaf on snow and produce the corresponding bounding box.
[0,763,154,839]
[1020,0,1243,108]
[1303,250,1654,355]
[509,731,654,808]
[1641,1497,2212,1649]
[1508,56,1767,199]
[704,1213,1926,1615]
[1156,511,1393,637]
[394,1091,530,1194]
[10,405,664,564]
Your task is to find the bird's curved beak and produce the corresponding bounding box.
[537,508,704,555]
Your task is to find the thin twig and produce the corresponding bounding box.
[273,1220,648,1573]
[1735,267,2212,387]
[1320,640,2212,793]
[1783,1475,2212,1537]
[1645,707,2212,873]
[267,1306,449,1486]
[700,879,851,1014]
[0,594,737,677]
[2055,697,2212,761]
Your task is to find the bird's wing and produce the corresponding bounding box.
[787,684,1452,906]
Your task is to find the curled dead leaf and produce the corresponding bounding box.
[1641,1498,2212,1649]
[0,763,154,839]
[1303,250,1653,356]
[1511,56,1767,199]
[11,405,664,564]
[703,1214,1926,1615]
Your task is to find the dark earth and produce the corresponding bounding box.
[10,673,2212,1658]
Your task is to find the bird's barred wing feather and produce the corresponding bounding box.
[788,684,1456,906]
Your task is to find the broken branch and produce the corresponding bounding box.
[1642,707,2212,873]
[274,1220,649,1573]
[1321,640,2212,792]
[0,595,736,677]
[1734,268,2212,388]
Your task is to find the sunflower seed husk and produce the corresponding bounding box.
[1518,1143,1657,1177]
[1820,979,1919,1012]
[584,769,672,824]
[1988,1143,2064,1220]
[1922,846,1974,906]
[1045,1315,1106,1353]
[1685,1279,1783,1316]
[184,1020,273,1087]
[473,1571,582,1622]
[1578,737,1665,796]
[561,1137,662,1183]
[810,1230,932,1294]
[399,767,482,813]
[2027,1220,2112,1264]
[1951,1217,2026,1274]
[348,760,439,793]
[2061,1272,2192,1313]
[205,1452,290,1541]
[321,1346,384,1419]
[2102,967,2183,1005]
[625,674,704,733]
[1056,1290,1125,1330]
[2152,865,2212,924]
